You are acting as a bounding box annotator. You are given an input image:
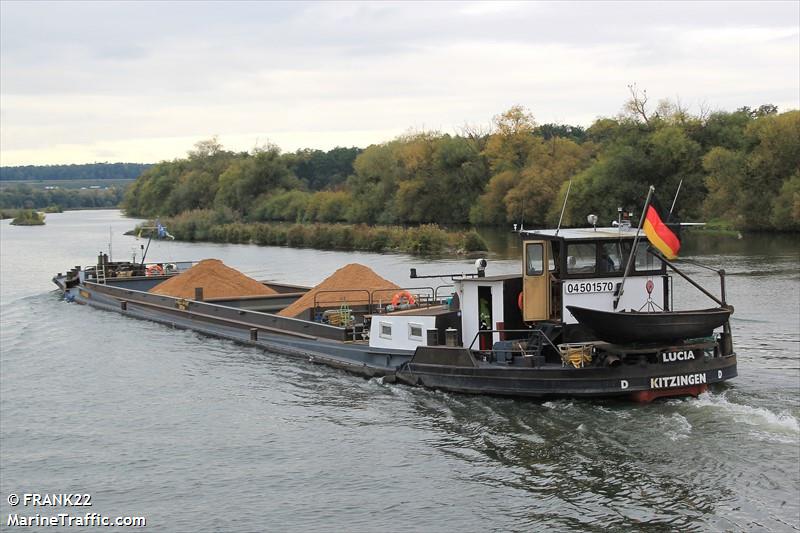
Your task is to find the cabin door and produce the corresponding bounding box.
[478,286,493,350]
[523,241,550,321]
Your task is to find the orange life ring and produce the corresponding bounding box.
[518,292,523,310]
[146,264,165,276]
[391,290,416,306]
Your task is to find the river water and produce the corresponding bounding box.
[1,210,798,532]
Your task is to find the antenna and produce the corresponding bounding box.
[108,226,113,262]
[555,180,572,236]
[668,178,683,222]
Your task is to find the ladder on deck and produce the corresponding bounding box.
[96,262,107,284]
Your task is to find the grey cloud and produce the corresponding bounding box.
[0,1,797,164]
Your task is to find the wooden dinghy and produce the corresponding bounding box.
[566,305,733,344]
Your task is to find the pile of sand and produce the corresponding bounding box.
[149,259,277,300]
[278,263,400,319]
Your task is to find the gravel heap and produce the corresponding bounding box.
[277,263,399,319]
[149,259,277,300]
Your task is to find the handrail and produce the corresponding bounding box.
[467,328,559,353]
[652,251,727,307]
[370,286,437,313]
[312,289,372,310]
[434,284,455,300]
[84,260,199,279]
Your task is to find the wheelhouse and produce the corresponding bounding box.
[519,226,669,333]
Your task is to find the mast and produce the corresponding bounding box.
[554,180,572,236]
[668,179,683,221]
[140,229,154,267]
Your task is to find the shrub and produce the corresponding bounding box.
[128,218,479,255]
[404,224,449,254]
[287,224,308,247]
[463,231,489,252]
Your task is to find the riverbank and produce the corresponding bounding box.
[132,217,488,255]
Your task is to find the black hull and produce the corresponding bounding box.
[567,305,732,344]
[58,280,737,401]
[396,356,737,398]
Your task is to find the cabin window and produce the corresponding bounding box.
[380,322,392,339]
[408,323,423,340]
[635,242,661,272]
[599,242,624,274]
[566,243,596,274]
[526,243,544,276]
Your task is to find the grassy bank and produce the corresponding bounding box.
[135,210,488,255]
[9,209,46,225]
[1,206,62,220]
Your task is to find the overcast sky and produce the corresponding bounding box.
[1,1,798,165]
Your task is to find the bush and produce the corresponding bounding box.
[286,224,308,247]
[10,209,45,225]
[404,224,449,254]
[128,216,485,255]
[463,231,489,252]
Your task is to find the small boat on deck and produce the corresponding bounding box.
[566,306,733,345]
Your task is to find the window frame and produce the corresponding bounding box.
[565,242,598,276]
[526,242,545,276]
[634,241,663,273]
[408,323,424,341]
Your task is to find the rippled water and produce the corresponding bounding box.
[1,211,798,531]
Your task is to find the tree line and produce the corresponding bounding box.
[0,184,125,210]
[0,162,152,181]
[124,96,800,232]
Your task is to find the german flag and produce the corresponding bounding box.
[643,201,681,259]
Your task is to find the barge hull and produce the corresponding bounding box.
[60,280,737,401]
[69,281,410,378]
[396,357,736,399]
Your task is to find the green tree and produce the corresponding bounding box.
[471,106,537,225]
[214,145,298,215]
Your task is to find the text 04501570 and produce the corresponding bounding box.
[564,281,615,294]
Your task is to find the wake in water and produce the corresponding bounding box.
[675,391,799,435]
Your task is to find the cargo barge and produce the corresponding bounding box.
[53,221,737,402]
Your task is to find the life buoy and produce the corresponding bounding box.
[518,292,524,310]
[146,264,165,276]
[391,290,416,306]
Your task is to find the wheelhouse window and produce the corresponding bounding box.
[566,243,596,274]
[526,243,544,276]
[380,322,392,339]
[408,323,423,340]
[635,242,662,272]
[599,242,624,274]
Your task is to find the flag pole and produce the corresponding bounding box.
[614,185,655,310]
